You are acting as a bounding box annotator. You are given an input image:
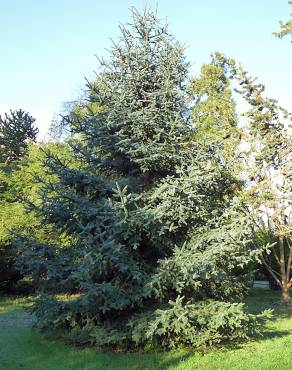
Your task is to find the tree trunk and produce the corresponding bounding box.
[279,236,291,303]
[268,277,280,290]
[282,285,291,303]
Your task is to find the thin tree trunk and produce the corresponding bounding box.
[279,236,291,303]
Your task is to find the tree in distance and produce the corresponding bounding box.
[0,109,38,163]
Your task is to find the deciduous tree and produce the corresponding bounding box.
[236,66,292,303]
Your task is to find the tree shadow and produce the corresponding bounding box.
[1,290,292,370]
[245,288,292,319]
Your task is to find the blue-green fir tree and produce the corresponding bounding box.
[20,8,269,348]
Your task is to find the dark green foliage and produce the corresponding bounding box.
[0,241,21,290]
[0,108,37,289]
[21,8,269,349]
[0,109,38,163]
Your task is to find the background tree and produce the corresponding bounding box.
[235,65,292,303]
[0,109,38,289]
[191,53,292,302]
[0,142,74,291]
[190,52,242,167]
[0,109,38,163]
[20,8,269,349]
[274,1,292,40]
[190,53,260,284]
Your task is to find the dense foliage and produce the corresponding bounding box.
[0,109,38,289]
[0,109,38,163]
[0,143,73,291]
[15,8,271,349]
[190,53,240,164]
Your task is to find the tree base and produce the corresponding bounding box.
[281,294,292,305]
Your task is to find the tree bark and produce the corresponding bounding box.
[282,286,291,303]
[279,236,291,303]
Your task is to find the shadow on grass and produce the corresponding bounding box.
[1,290,292,370]
[0,300,194,370]
[245,288,292,319]
[209,288,292,352]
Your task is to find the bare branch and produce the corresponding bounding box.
[261,257,282,287]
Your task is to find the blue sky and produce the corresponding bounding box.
[0,0,291,137]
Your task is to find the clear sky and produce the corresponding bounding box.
[0,0,291,137]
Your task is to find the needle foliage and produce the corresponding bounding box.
[19,8,270,349]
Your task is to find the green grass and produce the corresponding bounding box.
[1,290,292,370]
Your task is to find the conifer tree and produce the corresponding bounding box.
[0,109,38,289]
[23,8,269,348]
[190,52,241,164]
[274,1,292,40]
[0,109,38,162]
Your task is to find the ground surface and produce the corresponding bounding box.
[1,290,292,370]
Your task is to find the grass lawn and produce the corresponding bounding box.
[1,289,292,370]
